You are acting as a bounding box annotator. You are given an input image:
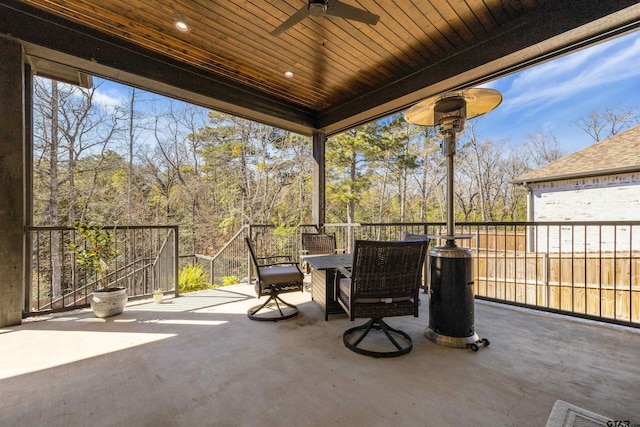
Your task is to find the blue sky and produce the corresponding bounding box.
[94,30,640,156]
[475,30,640,153]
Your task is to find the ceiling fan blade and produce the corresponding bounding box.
[326,0,380,25]
[271,6,309,36]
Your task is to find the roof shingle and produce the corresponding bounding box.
[513,124,640,184]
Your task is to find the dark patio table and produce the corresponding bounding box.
[304,253,353,321]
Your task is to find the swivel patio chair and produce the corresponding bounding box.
[337,240,428,358]
[300,232,343,273]
[245,237,304,321]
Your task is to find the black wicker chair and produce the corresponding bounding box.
[404,233,431,293]
[245,237,304,321]
[337,240,428,358]
[300,232,343,273]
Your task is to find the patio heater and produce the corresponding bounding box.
[404,88,502,350]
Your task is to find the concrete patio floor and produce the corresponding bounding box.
[1,284,639,427]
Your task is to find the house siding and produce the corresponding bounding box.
[529,173,640,252]
[531,173,640,221]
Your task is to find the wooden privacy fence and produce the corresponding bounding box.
[468,226,640,325]
[474,251,640,323]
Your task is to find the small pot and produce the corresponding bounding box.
[154,293,163,304]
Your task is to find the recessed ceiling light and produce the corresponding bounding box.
[284,71,294,78]
[174,20,190,32]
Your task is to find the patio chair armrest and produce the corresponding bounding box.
[260,261,300,269]
[336,265,352,278]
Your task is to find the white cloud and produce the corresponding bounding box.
[498,33,640,116]
[473,32,640,149]
[93,85,125,113]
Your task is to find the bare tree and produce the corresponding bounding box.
[500,150,529,220]
[575,104,639,142]
[118,88,149,224]
[525,129,565,168]
[409,126,441,221]
[33,78,119,299]
[455,121,508,221]
[33,79,62,299]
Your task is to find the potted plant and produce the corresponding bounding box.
[70,221,127,318]
[153,289,163,304]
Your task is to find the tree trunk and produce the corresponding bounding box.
[49,83,62,299]
[128,88,136,224]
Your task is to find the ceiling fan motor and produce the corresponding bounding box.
[308,0,328,17]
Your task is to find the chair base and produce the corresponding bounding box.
[343,318,413,358]
[247,294,299,321]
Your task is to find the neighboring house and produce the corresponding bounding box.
[513,124,640,252]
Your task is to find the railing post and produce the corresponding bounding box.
[543,252,549,306]
[210,258,214,288]
[173,226,179,297]
[247,249,253,286]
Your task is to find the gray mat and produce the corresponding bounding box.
[546,400,612,427]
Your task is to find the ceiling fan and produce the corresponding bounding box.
[271,0,380,36]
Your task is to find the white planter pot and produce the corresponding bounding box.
[91,287,128,318]
[154,293,163,304]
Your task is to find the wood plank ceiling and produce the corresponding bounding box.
[2,0,640,136]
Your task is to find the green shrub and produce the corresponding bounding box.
[178,264,210,293]
[221,276,239,286]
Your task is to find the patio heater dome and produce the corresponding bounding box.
[404,88,502,131]
[404,88,501,351]
[404,87,502,241]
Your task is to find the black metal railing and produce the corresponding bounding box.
[50,220,635,327]
[191,225,251,287]
[240,221,640,328]
[25,225,179,315]
[183,224,320,288]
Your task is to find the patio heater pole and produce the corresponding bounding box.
[405,89,502,350]
[444,131,456,245]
